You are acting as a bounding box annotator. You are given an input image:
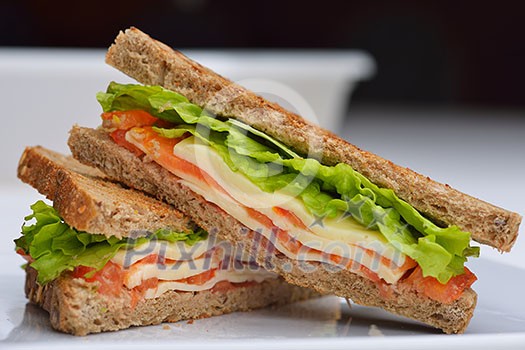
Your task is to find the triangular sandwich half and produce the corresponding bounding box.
[15,146,317,335]
[68,27,521,334]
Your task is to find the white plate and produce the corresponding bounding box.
[1,257,524,349]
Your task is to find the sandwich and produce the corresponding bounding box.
[14,146,317,335]
[67,27,522,334]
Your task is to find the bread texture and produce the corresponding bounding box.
[69,126,478,334]
[17,146,193,239]
[25,266,315,336]
[104,27,521,252]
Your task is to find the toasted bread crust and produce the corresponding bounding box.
[69,126,477,334]
[17,145,106,199]
[17,146,193,239]
[104,27,521,251]
[25,266,316,336]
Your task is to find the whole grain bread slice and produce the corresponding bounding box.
[17,146,193,239]
[104,27,521,251]
[25,265,315,336]
[69,126,478,334]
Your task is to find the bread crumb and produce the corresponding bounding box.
[187,319,194,325]
[368,324,384,337]
[162,324,171,330]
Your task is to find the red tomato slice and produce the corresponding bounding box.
[92,262,124,297]
[16,249,33,262]
[182,269,217,285]
[275,229,302,254]
[404,266,477,304]
[359,265,381,283]
[246,207,275,229]
[126,126,229,195]
[71,265,96,279]
[73,262,124,297]
[272,206,308,230]
[102,110,159,130]
[110,129,144,157]
[130,277,159,308]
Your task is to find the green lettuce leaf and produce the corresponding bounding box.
[97,82,480,283]
[15,201,208,285]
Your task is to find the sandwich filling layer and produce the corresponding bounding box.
[125,130,414,284]
[15,201,278,305]
[95,82,479,303]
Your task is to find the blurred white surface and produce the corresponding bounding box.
[0,48,375,184]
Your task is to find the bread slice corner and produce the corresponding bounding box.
[18,146,193,239]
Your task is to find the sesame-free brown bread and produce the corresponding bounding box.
[17,146,193,239]
[104,27,521,252]
[25,266,315,336]
[69,126,478,334]
[18,146,319,335]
